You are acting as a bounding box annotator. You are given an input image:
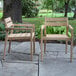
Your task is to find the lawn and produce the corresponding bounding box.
[0,12,76,40]
[0,12,3,18]
[22,17,76,34]
[22,17,44,38]
[38,12,74,17]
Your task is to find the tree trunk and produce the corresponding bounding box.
[3,0,22,23]
[73,7,76,18]
[64,0,70,17]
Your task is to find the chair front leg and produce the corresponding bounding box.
[8,41,11,53]
[3,36,8,60]
[70,39,73,62]
[41,39,43,61]
[65,40,68,54]
[30,38,33,61]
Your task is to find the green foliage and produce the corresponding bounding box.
[39,0,55,10]
[0,16,75,40]
[36,26,71,39]
[35,27,41,39]
[22,17,74,39]
[0,22,5,40]
[22,0,39,18]
[0,12,3,18]
[0,22,5,31]
[23,17,44,39]
[39,0,73,13]
[46,26,66,34]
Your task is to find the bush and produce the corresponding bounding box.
[0,21,71,40]
[46,26,66,34]
[22,0,39,18]
[36,26,71,39]
[0,22,5,40]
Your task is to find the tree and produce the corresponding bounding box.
[72,0,76,18]
[64,0,71,17]
[3,0,22,23]
[40,0,56,10]
[22,0,39,18]
[39,0,72,17]
[57,0,71,17]
[73,8,76,18]
[69,0,76,18]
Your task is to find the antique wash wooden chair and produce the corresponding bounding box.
[41,17,73,62]
[3,17,35,60]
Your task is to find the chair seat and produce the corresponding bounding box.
[43,34,70,40]
[8,33,34,40]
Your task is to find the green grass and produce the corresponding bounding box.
[22,17,76,36]
[0,12,3,18]
[69,20,76,35]
[22,17,44,38]
[0,12,76,39]
[38,12,74,17]
[22,17,44,28]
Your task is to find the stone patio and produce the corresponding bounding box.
[39,43,76,76]
[0,41,76,76]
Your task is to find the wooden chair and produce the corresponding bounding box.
[41,17,73,62]
[3,17,35,61]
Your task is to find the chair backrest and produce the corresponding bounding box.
[45,17,68,26]
[4,17,13,28]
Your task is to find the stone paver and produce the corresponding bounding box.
[39,43,76,76]
[0,42,76,76]
[0,41,40,61]
[39,58,76,76]
[12,42,40,54]
[0,41,40,76]
[0,62,38,76]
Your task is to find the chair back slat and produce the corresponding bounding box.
[4,17,13,28]
[45,22,67,26]
[45,17,68,26]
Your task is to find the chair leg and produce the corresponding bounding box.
[44,40,46,53]
[65,40,68,54]
[33,36,35,53]
[70,40,73,62]
[3,37,8,60]
[41,39,43,61]
[30,38,33,61]
[8,41,11,53]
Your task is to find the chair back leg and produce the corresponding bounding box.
[8,41,11,53]
[33,36,35,53]
[44,40,46,53]
[65,40,68,54]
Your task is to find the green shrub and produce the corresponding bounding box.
[0,22,5,31]
[22,0,39,18]
[46,26,66,34]
[0,21,71,40]
[0,22,5,40]
[35,27,41,39]
[36,26,71,39]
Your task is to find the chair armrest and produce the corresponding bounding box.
[69,25,73,30]
[68,25,73,39]
[14,24,35,32]
[5,27,33,34]
[5,27,32,30]
[14,24,33,27]
[41,25,45,30]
